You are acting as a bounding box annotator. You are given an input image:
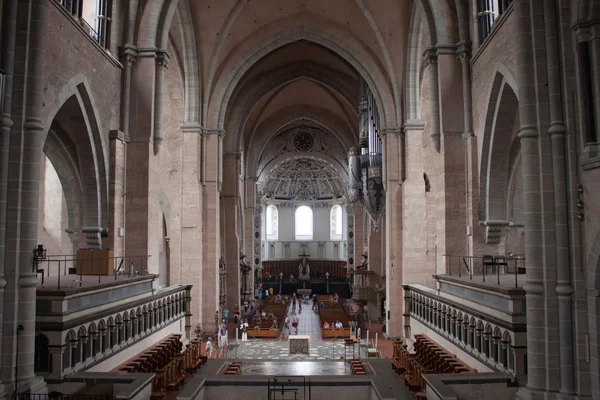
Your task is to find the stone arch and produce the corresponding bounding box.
[43,76,109,246]
[211,18,397,132]
[405,0,426,122]
[225,62,359,152]
[174,0,201,124]
[246,105,355,174]
[479,69,520,224]
[42,130,84,248]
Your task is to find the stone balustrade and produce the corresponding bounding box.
[403,284,526,381]
[36,284,192,380]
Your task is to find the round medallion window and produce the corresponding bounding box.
[294,132,314,151]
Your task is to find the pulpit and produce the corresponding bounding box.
[288,335,310,354]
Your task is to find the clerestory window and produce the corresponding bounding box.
[295,205,313,240]
[57,0,113,49]
[330,205,343,240]
[477,0,513,44]
[266,205,279,240]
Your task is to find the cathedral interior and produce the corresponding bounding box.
[1,0,600,399]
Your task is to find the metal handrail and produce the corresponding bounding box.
[443,254,525,288]
[35,254,151,290]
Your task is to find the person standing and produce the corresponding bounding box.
[205,337,214,359]
[223,308,229,324]
[218,323,228,358]
[241,320,249,342]
[291,311,299,335]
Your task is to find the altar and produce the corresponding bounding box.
[289,335,310,354]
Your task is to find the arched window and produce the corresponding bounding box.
[295,206,313,240]
[266,205,278,240]
[330,205,343,240]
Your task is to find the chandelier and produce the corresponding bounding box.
[348,79,385,231]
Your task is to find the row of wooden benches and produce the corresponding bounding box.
[224,362,242,375]
[392,334,472,397]
[116,334,207,398]
[349,359,367,375]
[117,334,183,373]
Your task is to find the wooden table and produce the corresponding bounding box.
[289,335,310,354]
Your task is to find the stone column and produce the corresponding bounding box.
[457,43,476,260]
[223,153,240,311]
[543,0,575,396]
[47,346,65,381]
[0,2,18,395]
[153,51,168,155]
[402,121,428,286]
[180,124,203,328]
[382,128,403,337]
[107,130,127,257]
[119,45,136,137]
[424,49,441,152]
[201,130,222,333]
[1,0,49,394]
[514,0,547,396]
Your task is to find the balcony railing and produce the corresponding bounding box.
[403,284,527,379]
[443,254,525,288]
[35,254,151,290]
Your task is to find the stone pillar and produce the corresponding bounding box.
[153,51,168,155]
[223,153,240,311]
[126,53,157,274]
[201,130,221,333]
[180,124,203,328]
[514,0,547,396]
[0,2,18,395]
[107,130,127,257]
[0,0,49,394]
[543,0,575,396]
[402,121,428,286]
[382,128,403,337]
[424,49,441,152]
[119,45,136,137]
[457,43,477,261]
[47,346,65,381]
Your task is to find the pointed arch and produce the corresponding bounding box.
[43,75,109,241]
[478,68,519,223]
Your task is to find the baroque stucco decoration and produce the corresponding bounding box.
[260,158,346,201]
[257,127,347,177]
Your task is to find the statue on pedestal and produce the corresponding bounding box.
[356,253,369,270]
[240,254,252,300]
[298,255,311,280]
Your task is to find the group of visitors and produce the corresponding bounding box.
[205,321,230,359]
[322,320,344,330]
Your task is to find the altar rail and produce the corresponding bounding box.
[262,260,347,281]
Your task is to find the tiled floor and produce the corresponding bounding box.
[224,301,368,360]
[239,360,358,375]
[221,299,396,361]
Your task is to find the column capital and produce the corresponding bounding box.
[156,50,169,70]
[202,127,225,138]
[109,129,128,143]
[423,48,438,68]
[456,40,471,61]
[379,126,402,137]
[402,120,426,132]
[119,44,138,66]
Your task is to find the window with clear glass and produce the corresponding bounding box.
[266,205,278,240]
[295,206,313,240]
[478,0,513,43]
[330,205,343,240]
